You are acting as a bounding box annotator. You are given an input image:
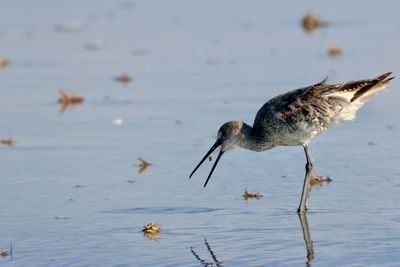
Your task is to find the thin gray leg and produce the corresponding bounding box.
[297,144,314,212]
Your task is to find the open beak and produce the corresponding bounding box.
[190,140,224,187]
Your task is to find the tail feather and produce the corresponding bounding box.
[326,72,394,123]
[350,72,393,102]
[335,72,394,102]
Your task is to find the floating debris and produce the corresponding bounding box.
[328,45,342,58]
[112,118,123,125]
[142,222,160,233]
[1,243,11,258]
[1,136,15,147]
[59,89,84,104]
[242,189,263,200]
[56,20,84,32]
[302,12,325,32]
[0,58,9,68]
[310,170,332,186]
[84,41,105,51]
[142,222,160,240]
[114,73,133,84]
[137,157,152,173]
[74,184,85,189]
[1,250,9,258]
[58,89,84,113]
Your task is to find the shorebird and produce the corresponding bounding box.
[190,72,394,212]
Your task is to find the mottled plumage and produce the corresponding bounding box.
[190,72,394,212]
[253,72,393,147]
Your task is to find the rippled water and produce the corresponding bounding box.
[1,0,400,266]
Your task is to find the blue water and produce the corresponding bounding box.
[0,0,399,266]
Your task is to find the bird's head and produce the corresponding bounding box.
[217,121,244,152]
[189,121,244,187]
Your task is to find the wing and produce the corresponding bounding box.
[252,72,393,141]
[253,80,349,133]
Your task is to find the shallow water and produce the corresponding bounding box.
[1,0,400,266]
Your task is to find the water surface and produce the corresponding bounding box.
[0,0,399,266]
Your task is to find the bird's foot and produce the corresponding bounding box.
[297,204,309,213]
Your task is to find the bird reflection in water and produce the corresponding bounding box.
[298,212,315,266]
[190,238,223,267]
[191,216,314,266]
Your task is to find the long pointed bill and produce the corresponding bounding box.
[190,140,221,179]
[203,149,224,188]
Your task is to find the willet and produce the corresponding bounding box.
[190,72,394,212]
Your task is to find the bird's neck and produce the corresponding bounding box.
[238,122,274,152]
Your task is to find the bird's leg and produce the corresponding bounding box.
[297,144,314,213]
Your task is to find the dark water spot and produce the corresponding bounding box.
[53,216,70,220]
[102,206,221,214]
